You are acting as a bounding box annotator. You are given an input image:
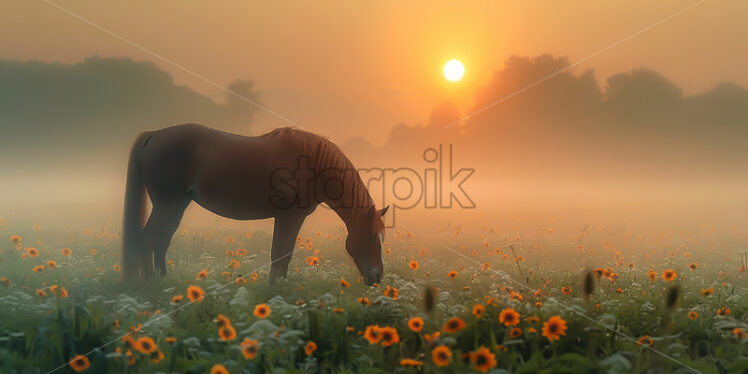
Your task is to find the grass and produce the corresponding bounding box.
[0,221,746,373]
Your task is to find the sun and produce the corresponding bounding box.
[443,59,464,82]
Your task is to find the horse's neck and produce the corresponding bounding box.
[330,205,360,233]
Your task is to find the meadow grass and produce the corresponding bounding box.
[0,222,746,373]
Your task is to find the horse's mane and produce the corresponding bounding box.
[262,127,382,232]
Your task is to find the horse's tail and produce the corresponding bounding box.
[122,131,152,280]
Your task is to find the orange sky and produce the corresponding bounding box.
[3,0,747,145]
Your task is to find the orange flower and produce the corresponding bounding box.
[400,359,423,367]
[408,317,424,332]
[432,345,452,367]
[186,286,205,302]
[0,277,10,287]
[69,355,90,372]
[219,325,236,341]
[89,248,97,256]
[425,331,441,343]
[383,286,399,300]
[240,338,259,359]
[304,341,317,356]
[172,294,184,303]
[688,263,698,271]
[36,289,46,298]
[340,278,350,288]
[499,308,520,327]
[228,260,240,269]
[364,325,382,344]
[358,297,371,305]
[700,288,714,296]
[61,248,72,256]
[733,328,747,338]
[561,286,572,295]
[469,346,497,373]
[305,256,319,266]
[688,311,698,320]
[333,308,345,314]
[379,326,400,346]
[225,249,234,257]
[661,270,677,282]
[46,260,57,269]
[9,235,21,243]
[409,260,419,270]
[196,269,209,280]
[443,317,466,333]
[32,265,44,273]
[717,307,731,316]
[215,314,231,328]
[473,304,486,319]
[637,335,654,347]
[136,336,158,354]
[27,247,39,257]
[542,315,567,341]
[210,364,229,374]
[254,303,271,319]
[113,264,120,271]
[448,270,458,278]
[509,327,523,339]
[165,337,177,343]
[59,287,68,298]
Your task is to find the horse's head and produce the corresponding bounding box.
[346,205,389,285]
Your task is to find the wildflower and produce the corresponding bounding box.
[0,277,9,287]
[47,260,57,269]
[240,338,259,359]
[358,297,371,305]
[228,260,240,269]
[469,346,497,373]
[225,249,234,257]
[89,248,96,256]
[196,269,209,280]
[172,294,183,303]
[561,286,572,295]
[32,265,44,273]
[425,331,441,343]
[62,248,72,256]
[379,326,400,346]
[499,308,520,327]
[688,263,698,271]
[340,278,350,287]
[210,364,228,374]
[542,315,567,341]
[186,286,205,302]
[717,307,731,316]
[509,327,523,339]
[400,359,423,367]
[448,270,458,278]
[9,235,21,243]
[27,248,39,257]
[432,345,452,367]
[305,341,317,356]
[407,317,424,332]
[136,336,158,354]
[647,270,658,281]
[409,260,419,270]
[253,303,271,319]
[688,311,698,320]
[473,304,485,319]
[637,335,654,347]
[305,256,319,266]
[662,270,677,282]
[113,264,120,271]
[218,325,236,341]
[733,328,747,338]
[69,355,90,372]
[701,288,714,296]
[333,308,344,314]
[165,337,177,343]
[59,287,68,298]
[383,286,399,300]
[364,325,382,344]
[443,317,466,333]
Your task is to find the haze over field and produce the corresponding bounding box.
[1,0,748,242]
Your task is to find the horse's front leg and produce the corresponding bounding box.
[268,215,305,283]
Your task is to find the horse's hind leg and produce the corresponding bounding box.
[142,202,188,277]
[268,215,305,283]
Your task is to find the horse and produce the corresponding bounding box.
[122,123,388,285]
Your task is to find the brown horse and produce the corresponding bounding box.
[122,124,388,285]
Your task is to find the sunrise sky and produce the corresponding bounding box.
[3,0,748,235]
[3,0,747,144]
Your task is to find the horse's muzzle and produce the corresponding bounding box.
[365,268,382,285]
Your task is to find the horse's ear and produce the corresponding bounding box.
[377,205,390,217]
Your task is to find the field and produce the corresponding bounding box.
[0,220,746,373]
